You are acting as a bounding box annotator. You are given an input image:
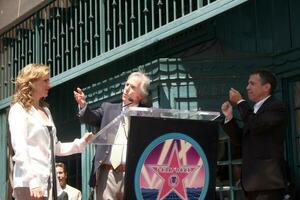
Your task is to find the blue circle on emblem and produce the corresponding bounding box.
[134,132,209,200]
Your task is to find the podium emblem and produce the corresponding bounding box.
[134,133,209,200]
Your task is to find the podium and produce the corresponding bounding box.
[91,107,220,200]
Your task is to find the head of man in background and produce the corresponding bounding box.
[56,162,68,189]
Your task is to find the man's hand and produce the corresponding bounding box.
[229,88,242,104]
[221,101,233,121]
[30,187,43,200]
[73,87,87,109]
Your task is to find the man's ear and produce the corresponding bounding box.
[140,90,152,107]
[263,83,271,94]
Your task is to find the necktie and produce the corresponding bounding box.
[110,117,128,169]
[47,126,58,200]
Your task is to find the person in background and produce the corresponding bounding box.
[221,69,288,200]
[8,63,93,200]
[56,162,82,200]
[74,71,151,200]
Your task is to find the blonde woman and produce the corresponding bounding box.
[8,64,92,200]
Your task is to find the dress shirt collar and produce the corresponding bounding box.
[253,95,271,113]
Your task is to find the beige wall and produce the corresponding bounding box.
[0,0,46,31]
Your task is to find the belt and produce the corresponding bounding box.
[101,164,126,172]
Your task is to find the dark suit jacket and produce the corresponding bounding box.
[222,96,288,192]
[79,102,123,173]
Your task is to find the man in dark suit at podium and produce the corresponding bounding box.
[221,69,288,200]
[74,71,151,200]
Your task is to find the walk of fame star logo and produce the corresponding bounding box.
[149,144,198,199]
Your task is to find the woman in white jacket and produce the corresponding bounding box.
[8,63,92,200]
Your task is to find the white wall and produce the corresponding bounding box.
[0,0,46,31]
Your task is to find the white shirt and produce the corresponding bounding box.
[118,106,132,165]
[63,184,82,200]
[253,95,271,113]
[9,103,87,197]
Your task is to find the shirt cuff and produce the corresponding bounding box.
[29,176,41,190]
[224,116,233,124]
[74,138,87,152]
[237,99,245,104]
[78,105,87,116]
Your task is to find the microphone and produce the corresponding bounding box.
[123,96,133,108]
[128,96,133,102]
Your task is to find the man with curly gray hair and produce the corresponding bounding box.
[74,71,152,200]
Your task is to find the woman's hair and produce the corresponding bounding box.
[12,63,50,110]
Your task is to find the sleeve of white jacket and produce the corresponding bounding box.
[54,137,87,156]
[43,107,87,156]
[8,104,36,184]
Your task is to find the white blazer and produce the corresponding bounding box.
[64,184,82,200]
[8,103,87,197]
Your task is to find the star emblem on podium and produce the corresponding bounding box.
[150,145,198,199]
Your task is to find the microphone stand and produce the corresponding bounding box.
[46,126,58,200]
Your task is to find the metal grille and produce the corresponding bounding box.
[0,0,222,101]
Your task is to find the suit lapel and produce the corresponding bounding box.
[114,103,122,116]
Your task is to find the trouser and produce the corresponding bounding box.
[96,166,125,200]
